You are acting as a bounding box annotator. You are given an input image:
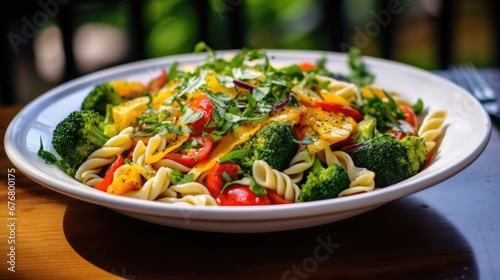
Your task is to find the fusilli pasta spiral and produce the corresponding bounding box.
[317,147,375,196]
[75,127,134,186]
[124,166,171,200]
[283,148,315,184]
[253,160,300,202]
[418,111,448,152]
[315,75,358,103]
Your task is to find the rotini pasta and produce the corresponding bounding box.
[317,147,376,196]
[283,148,315,184]
[253,160,300,202]
[315,75,358,103]
[156,194,218,206]
[156,182,216,205]
[75,127,134,186]
[124,166,171,200]
[418,111,448,152]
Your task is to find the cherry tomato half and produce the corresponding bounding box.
[164,136,213,168]
[387,120,416,139]
[312,100,363,123]
[205,162,240,197]
[188,96,215,134]
[216,184,272,206]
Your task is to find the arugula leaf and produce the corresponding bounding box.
[347,47,375,87]
[412,98,424,115]
[179,102,203,125]
[216,75,236,88]
[140,121,191,136]
[206,91,234,108]
[252,87,270,101]
[168,169,194,184]
[165,69,208,105]
[293,135,314,145]
[359,89,405,130]
[249,177,267,196]
[219,149,248,163]
[232,68,262,80]
[167,61,180,81]
[37,137,75,176]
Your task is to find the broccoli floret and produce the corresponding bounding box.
[297,157,350,202]
[51,110,111,170]
[239,121,299,175]
[81,83,121,115]
[352,115,378,143]
[347,116,428,187]
[98,103,119,137]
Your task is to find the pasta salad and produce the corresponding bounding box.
[38,43,447,206]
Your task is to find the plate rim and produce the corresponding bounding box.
[4,49,492,223]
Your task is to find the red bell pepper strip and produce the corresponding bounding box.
[312,100,363,123]
[95,154,125,192]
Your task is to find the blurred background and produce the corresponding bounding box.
[1,0,498,105]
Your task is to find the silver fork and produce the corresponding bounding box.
[450,63,500,121]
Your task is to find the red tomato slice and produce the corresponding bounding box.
[266,189,292,204]
[205,162,240,197]
[95,155,125,192]
[216,184,272,206]
[164,136,213,168]
[147,69,167,94]
[387,120,416,139]
[188,96,215,134]
[400,105,418,130]
[312,100,363,122]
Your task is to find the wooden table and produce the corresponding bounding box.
[1,76,500,279]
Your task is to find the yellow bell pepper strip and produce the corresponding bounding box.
[298,105,357,154]
[206,73,239,98]
[361,85,386,99]
[112,96,150,131]
[144,132,191,164]
[107,165,148,195]
[110,80,147,101]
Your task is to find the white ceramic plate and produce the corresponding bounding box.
[5,50,492,233]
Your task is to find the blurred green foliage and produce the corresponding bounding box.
[47,0,499,70]
[143,0,199,57]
